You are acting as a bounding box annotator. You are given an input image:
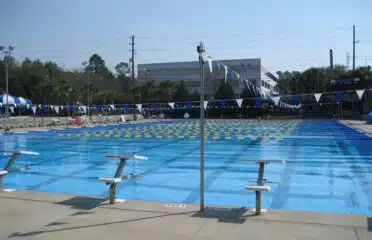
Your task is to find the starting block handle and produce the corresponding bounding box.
[19,151,40,156]
[104,154,148,161]
[240,159,286,164]
[1,149,39,156]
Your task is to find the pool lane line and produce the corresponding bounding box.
[115,145,201,194]
[337,140,372,212]
[270,132,299,209]
[19,140,170,191]
[25,158,113,191]
[22,145,110,169]
[23,144,116,190]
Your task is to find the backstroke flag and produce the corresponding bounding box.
[54,106,60,114]
[31,105,37,115]
[206,56,213,74]
[136,104,142,112]
[168,102,175,109]
[356,90,365,100]
[236,99,243,108]
[272,96,280,106]
[204,101,208,110]
[224,65,228,83]
[314,93,322,103]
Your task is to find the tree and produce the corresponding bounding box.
[87,54,106,75]
[157,80,175,101]
[241,86,255,99]
[214,81,235,100]
[173,80,190,102]
[141,80,156,102]
[115,62,130,76]
[190,90,200,101]
[115,62,131,92]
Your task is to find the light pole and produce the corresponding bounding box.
[0,46,14,118]
[82,61,90,119]
[197,41,205,212]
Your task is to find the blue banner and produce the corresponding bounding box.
[186,102,191,110]
[68,106,76,112]
[151,103,158,110]
[229,70,235,80]
[43,105,49,113]
[292,95,300,102]
[336,92,344,101]
[220,100,226,107]
[255,98,262,107]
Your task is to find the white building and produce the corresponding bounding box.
[138,58,279,97]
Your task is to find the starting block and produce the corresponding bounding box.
[0,149,39,190]
[240,158,285,215]
[99,154,148,204]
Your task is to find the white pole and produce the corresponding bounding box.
[197,41,205,211]
[1,46,14,118]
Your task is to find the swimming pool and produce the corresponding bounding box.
[1,119,371,215]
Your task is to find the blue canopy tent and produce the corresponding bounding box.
[0,94,33,115]
[0,94,32,106]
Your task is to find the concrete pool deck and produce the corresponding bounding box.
[0,190,370,240]
[340,120,372,135]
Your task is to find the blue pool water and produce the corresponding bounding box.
[1,119,371,215]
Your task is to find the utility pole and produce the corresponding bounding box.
[197,41,205,212]
[130,35,135,103]
[0,46,14,118]
[353,25,356,71]
[329,49,333,69]
[346,52,350,69]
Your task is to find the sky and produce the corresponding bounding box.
[1,0,372,72]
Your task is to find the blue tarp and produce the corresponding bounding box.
[367,112,372,124]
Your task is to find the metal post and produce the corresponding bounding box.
[1,46,14,118]
[255,162,265,215]
[87,73,90,120]
[0,152,19,189]
[5,57,9,118]
[131,35,135,103]
[197,42,205,211]
[82,61,90,119]
[109,158,127,204]
[352,25,355,71]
